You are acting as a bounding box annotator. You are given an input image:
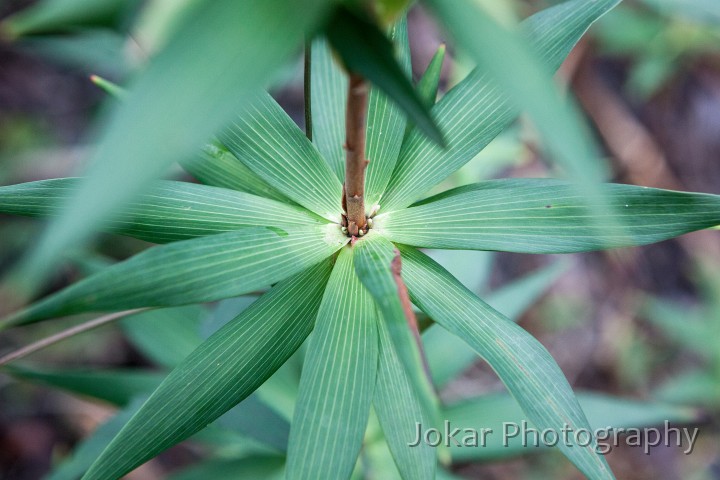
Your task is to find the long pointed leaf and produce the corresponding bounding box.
[325,6,443,146]
[425,0,610,191]
[310,37,348,179]
[353,234,440,431]
[219,92,343,221]
[20,0,332,288]
[286,247,378,480]
[5,366,163,406]
[364,16,411,209]
[398,245,614,480]
[180,142,289,202]
[377,179,720,253]
[380,0,618,212]
[374,313,436,480]
[2,225,346,328]
[0,178,324,244]
[444,392,700,462]
[83,260,334,480]
[425,261,566,388]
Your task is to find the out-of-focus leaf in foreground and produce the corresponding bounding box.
[15,0,333,292]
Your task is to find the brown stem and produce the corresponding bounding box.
[391,251,433,381]
[0,309,148,366]
[344,73,369,236]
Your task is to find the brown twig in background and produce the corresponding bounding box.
[0,309,148,367]
[343,73,369,236]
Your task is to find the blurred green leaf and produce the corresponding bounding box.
[5,366,163,406]
[0,178,324,243]
[219,92,343,221]
[83,260,333,480]
[444,392,700,461]
[2,225,346,328]
[287,248,378,480]
[381,0,618,213]
[1,0,137,37]
[120,305,205,368]
[425,261,566,388]
[47,398,145,480]
[168,456,285,480]
[423,0,613,194]
[415,44,446,107]
[378,179,720,253]
[325,6,444,146]
[655,371,720,406]
[399,245,614,480]
[643,298,712,360]
[19,0,333,291]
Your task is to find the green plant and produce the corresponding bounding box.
[1,0,720,479]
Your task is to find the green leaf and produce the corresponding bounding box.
[287,248,378,480]
[168,456,285,480]
[1,0,136,37]
[425,262,566,388]
[310,37,347,179]
[642,298,713,361]
[4,366,163,406]
[19,0,333,290]
[180,142,289,203]
[364,16,411,209]
[655,371,720,407]
[402,43,446,140]
[120,305,205,368]
[381,0,618,212]
[48,399,145,480]
[424,0,612,188]
[444,392,700,462]
[373,312,436,480]
[325,6,444,146]
[378,179,720,253]
[416,44,446,108]
[398,245,614,480]
[0,178,323,243]
[83,260,334,480]
[2,225,346,328]
[219,92,343,222]
[353,234,440,432]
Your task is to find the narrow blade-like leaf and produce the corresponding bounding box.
[354,234,440,431]
[180,142,289,202]
[2,225,346,328]
[374,313,436,480]
[83,260,334,480]
[377,179,720,253]
[310,37,348,179]
[5,366,163,406]
[325,6,444,146]
[416,44,446,107]
[399,245,614,480]
[219,92,343,221]
[0,178,324,244]
[364,16,411,209]
[425,261,566,388]
[381,0,619,212]
[444,392,700,461]
[287,247,378,480]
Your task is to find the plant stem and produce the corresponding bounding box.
[0,309,148,367]
[344,73,369,236]
[391,252,432,380]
